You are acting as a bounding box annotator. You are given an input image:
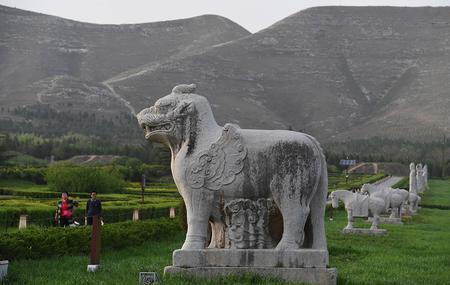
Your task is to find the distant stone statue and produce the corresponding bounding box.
[416,164,424,193]
[422,164,428,190]
[406,162,421,214]
[407,192,421,214]
[409,162,417,194]
[137,84,336,284]
[361,184,409,219]
[329,190,387,231]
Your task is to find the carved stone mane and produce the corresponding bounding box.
[186,124,247,190]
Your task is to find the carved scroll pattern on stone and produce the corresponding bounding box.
[224,198,274,249]
[186,124,247,190]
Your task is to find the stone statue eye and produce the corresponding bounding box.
[155,100,174,112]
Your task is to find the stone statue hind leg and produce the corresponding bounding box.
[369,197,384,230]
[308,161,328,249]
[370,214,380,230]
[271,173,312,250]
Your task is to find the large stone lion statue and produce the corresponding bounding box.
[137,84,328,251]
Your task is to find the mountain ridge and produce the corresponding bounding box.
[1,5,449,143]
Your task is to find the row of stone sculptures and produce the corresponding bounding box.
[409,162,428,194]
[330,162,426,235]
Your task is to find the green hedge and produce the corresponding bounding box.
[0,187,89,199]
[392,177,409,189]
[0,204,177,228]
[0,167,46,184]
[0,218,180,260]
[0,187,138,200]
[46,165,125,194]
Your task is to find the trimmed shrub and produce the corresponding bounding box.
[0,167,46,184]
[0,204,177,228]
[0,218,181,260]
[45,165,125,194]
[392,177,409,189]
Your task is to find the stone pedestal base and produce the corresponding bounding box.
[342,228,387,235]
[164,249,337,285]
[165,266,337,285]
[367,217,402,224]
[0,260,8,281]
[87,264,101,272]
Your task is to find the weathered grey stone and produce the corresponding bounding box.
[137,84,329,251]
[422,164,428,191]
[416,163,428,193]
[342,228,387,236]
[409,163,418,195]
[361,184,409,219]
[138,84,336,284]
[172,249,328,268]
[164,266,337,285]
[224,198,274,249]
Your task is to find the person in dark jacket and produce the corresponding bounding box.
[55,192,78,227]
[86,191,102,226]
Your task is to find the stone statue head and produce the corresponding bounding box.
[329,192,339,208]
[410,162,415,171]
[137,84,217,154]
[416,163,422,171]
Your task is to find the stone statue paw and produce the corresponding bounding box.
[182,240,205,250]
[275,238,300,250]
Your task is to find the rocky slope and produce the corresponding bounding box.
[1,5,450,143]
[113,6,450,142]
[0,5,250,138]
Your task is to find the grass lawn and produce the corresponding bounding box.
[4,179,450,285]
[421,179,450,209]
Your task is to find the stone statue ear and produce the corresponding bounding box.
[175,101,194,116]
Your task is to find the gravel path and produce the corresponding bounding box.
[373,176,404,188]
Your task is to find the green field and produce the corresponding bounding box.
[0,172,379,230]
[3,178,450,285]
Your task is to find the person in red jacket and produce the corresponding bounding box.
[55,192,78,227]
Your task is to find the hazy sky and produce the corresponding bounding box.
[1,0,449,32]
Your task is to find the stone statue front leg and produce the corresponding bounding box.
[389,206,400,219]
[370,214,380,230]
[182,189,214,249]
[344,209,353,230]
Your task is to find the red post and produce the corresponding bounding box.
[88,215,101,271]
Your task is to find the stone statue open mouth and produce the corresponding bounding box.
[141,123,173,139]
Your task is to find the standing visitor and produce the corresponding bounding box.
[55,192,78,227]
[86,191,102,225]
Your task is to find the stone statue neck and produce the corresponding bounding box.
[187,113,222,151]
[169,111,222,158]
[339,190,354,205]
